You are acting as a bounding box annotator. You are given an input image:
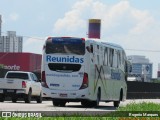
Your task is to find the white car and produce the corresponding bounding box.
[0,71,42,103]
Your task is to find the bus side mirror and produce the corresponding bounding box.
[90,45,93,53]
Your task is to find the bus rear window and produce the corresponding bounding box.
[46,38,85,55]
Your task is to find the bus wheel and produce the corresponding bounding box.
[81,100,89,107]
[96,89,101,106]
[81,100,95,107]
[12,97,17,103]
[114,101,120,108]
[0,95,5,102]
[114,90,122,108]
[81,90,101,108]
[52,100,66,107]
[92,89,101,107]
[52,101,60,106]
[59,102,66,107]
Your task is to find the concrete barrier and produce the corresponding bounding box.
[127,81,160,99]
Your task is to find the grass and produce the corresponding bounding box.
[118,102,160,111]
[0,116,155,120]
[1,102,160,120]
[107,102,160,118]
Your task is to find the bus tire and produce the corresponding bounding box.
[12,97,17,103]
[81,100,89,107]
[0,95,5,102]
[53,101,60,106]
[114,101,120,108]
[59,102,66,107]
[120,89,123,101]
[81,89,101,108]
[93,88,101,107]
[52,100,66,107]
[81,100,95,107]
[114,90,123,108]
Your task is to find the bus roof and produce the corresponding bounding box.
[45,37,124,51]
[86,38,124,51]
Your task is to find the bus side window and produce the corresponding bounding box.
[119,51,122,66]
[90,45,93,53]
[122,51,125,66]
[116,50,118,68]
[122,51,126,71]
[97,45,99,65]
[104,47,108,66]
[100,46,103,65]
[113,49,118,68]
[109,48,114,67]
[108,48,111,67]
[86,44,93,53]
[97,55,99,65]
[97,45,99,50]
[117,50,121,68]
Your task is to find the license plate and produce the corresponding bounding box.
[60,93,67,97]
[7,90,14,92]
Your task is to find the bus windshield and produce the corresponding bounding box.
[46,38,85,55]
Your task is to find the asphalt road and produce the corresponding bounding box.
[0,100,116,111]
[0,99,160,117]
[1,99,160,111]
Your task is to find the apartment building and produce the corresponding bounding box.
[0,31,23,52]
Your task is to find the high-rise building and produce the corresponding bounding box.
[157,63,160,80]
[127,55,152,82]
[0,31,23,52]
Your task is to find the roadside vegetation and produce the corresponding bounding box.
[152,79,160,83]
[118,102,160,111]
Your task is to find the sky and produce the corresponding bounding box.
[0,0,160,77]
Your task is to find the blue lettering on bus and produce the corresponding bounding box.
[46,55,84,63]
[72,85,80,87]
[50,84,59,87]
[46,73,71,77]
[111,72,121,80]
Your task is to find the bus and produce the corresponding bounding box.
[41,37,128,107]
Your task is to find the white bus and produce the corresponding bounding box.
[41,37,127,107]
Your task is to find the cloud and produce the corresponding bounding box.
[53,0,93,36]
[53,0,155,36]
[53,0,156,51]
[52,0,159,77]
[23,37,45,53]
[129,9,155,34]
[9,13,19,21]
